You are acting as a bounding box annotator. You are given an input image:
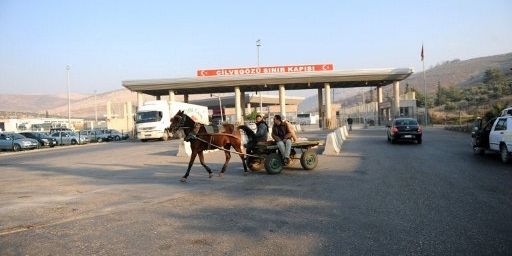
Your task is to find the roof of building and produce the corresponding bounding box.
[122,68,413,96]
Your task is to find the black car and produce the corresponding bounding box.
[387,118,423,144]
[19,132,58,147]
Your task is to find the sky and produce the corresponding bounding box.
[0,0,511,96]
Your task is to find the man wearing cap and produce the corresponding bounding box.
[271,115,297,164]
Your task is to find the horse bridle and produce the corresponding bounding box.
[171,114,194,131]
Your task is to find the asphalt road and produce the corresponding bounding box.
[1,128,511,255]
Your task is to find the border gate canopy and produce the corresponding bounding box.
[122,68,413,96]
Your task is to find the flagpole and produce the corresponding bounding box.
[422,44,428,126]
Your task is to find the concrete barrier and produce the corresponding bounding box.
[295,124,302,132]
[336,127,347,141]
[176,139,192,157]
[322,132,341,155]
[335,128,345,143]
[342,126,349,138]
[176,139,219,157]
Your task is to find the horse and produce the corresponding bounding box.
[169,110,248,182]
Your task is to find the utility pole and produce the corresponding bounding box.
[94,90,98,123]
[362,89,367,128]
[421,44,428,126]
[257,39,263,113]
[66,65,71,128]
[256,39,261,67]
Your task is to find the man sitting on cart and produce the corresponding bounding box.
[271,115,297,165]
[245,114,269,151]
[254,114,269,142]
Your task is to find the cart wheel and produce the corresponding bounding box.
[300,150,318,170]
[247,156,265,172]
[265,153,283,175]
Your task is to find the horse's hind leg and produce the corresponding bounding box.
[198,151,213,178]
[181,151,197,182]
[233,142,249,175]
[219,144,231,177]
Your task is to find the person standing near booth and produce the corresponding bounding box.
[347,116,354,131]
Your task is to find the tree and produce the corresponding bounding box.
[483,68,504,85]
[444,102,456,111]
[484,102,505,122]
[245,109,259,121]
[435,81,447,106]
[483,68,506,98]
[412,88,433,108]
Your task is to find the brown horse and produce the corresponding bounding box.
[169,110,248,182]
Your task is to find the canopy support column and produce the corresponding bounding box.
[392,81,400,118]
[137,93,144,108]
[317,88,323,128]
[377,86,383,125]
[325,83,332,129]
[279,84,286,119]
[169,90,175,102]
[235,86,242,124]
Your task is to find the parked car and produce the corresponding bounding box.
[105,129,129,141]
[386,118,423,144]
[472,116,512,163]
[50,127,73,134]
[50,131,89,145]
[0,132,39,151]
[500,107,512,116]
[19,132,58,147]
[80,130,109,142]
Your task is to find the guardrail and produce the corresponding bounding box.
[444,124,473,133]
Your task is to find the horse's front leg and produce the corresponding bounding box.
[198,151,213,178]
[219,145,231,177]
[181,150,197,182]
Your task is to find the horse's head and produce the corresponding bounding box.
[169,110,187,133]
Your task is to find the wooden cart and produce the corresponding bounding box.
[246,140,320,174]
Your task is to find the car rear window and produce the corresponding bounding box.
[394,119,418,126]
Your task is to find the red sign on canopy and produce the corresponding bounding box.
[197,64,334,77]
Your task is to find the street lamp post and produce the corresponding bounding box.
[94,90,98,123]
[256,39,261,67]
[362,89,368,128]
[256,39,263,112]
[66,65,71,128]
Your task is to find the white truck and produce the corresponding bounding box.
[135,100,209,142]
[472,115,512,163]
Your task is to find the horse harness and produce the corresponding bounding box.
[173,114,263,157]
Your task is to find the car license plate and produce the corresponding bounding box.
[145,134,152,137]
[403,135,413,138]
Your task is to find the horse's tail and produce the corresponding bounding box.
[237,125,255,137]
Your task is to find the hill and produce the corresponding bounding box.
[2,87,227,119]
[46,89,211,119]
[404,52,512,93]
[298,52,512,111]
[0,93,90,113]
